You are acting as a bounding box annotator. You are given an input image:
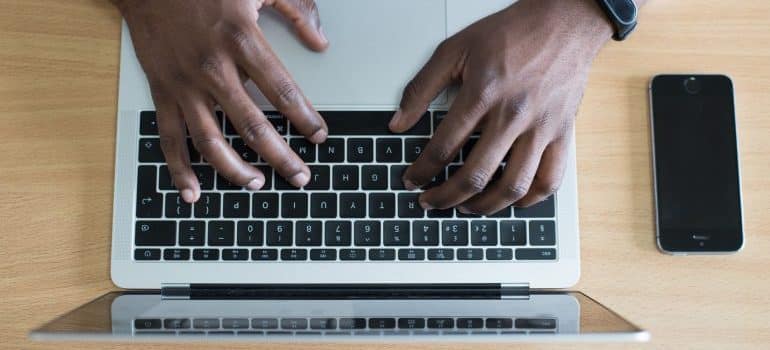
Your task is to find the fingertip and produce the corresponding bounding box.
[181,188,199,204]
[388,110,405,133]
[288,171,310,188]
[245,176,265,191]
[308,127,328,144]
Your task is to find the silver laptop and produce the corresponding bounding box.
[31,0,647,343]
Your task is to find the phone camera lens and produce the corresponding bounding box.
[683,77,701,94]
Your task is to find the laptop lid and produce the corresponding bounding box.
[30,292,648,343]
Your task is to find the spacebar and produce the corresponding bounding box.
[315,111,430,135]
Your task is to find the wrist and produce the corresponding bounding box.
[568,0,616,45]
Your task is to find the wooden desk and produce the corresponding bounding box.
[1,0,768,349]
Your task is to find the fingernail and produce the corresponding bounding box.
[389,109,403,131]
[289,172,310,188]
[319,26,329,44]
[309,128,327,144]
[180,189,195,203]
[245,177,264,191]
[457,206,472,214]
[403,178,418,191]
[419,200,434,210]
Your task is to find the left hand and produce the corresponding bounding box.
[389,0,613,214]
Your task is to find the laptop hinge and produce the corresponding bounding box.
[161,283,529,300]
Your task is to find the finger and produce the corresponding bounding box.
[458,132,546,215]
[268,0,328,51]
[155,95,200,203]
[418,106,520,210]
[212,76,312,188]
[402,82,498,190]
[229,25,327,144]
[181,93,266,190]
[515,136,570,207]
[390,39,459,132]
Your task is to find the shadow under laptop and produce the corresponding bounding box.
[30,291,647,343]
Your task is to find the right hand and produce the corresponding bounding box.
[115,0,329,203]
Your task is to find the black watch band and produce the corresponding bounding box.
[595,0,638,41]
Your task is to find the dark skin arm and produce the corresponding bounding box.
[391,0,646,213]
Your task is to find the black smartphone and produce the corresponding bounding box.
[649,74,744,254]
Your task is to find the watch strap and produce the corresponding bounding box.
[595,0,638,41]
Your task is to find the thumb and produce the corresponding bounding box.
[269,0,329,51]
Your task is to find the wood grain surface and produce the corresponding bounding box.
[1,0,768,349]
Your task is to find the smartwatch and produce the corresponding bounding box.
[595,0,638,41]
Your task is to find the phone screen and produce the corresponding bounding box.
[650,75,743,252]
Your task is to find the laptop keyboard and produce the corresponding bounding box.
[134,110,557,262]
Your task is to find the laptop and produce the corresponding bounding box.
[31,0,648,343]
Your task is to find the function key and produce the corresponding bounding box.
[222,318,249,329]
[164,318,191,329]
[281,248,308,261]
[369,248,396,261]
[486,318,513,329]
[369,318,396,329]
[193,318,220,329]
[318,138,345,162]
[398,248,425,261]
[398,318,426,329]
[252,318,279,329]
[340,248,366,261]
[515,318,556,329]
[427,248,454,261]
[281,318,308,330]
[515,195,555,218]
[338,318,366,329]
[222,248,249,260]
[139,111,158,135]
[486,248,513,260]
[310,318,337,329]
[163,248,190,261]
[347,138,373,162]
[134,319,161,329]
[457,248,483,260]
[427,318,454,329]
[457,318,483,329]
[251,248,278,261]
[310,249,337,261]
[376,138,403,163]
[134,248,161,260]
[192,249,220,261]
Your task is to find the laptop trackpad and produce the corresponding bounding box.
[249,0,447,108]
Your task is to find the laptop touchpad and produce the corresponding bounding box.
[250,0,447,108]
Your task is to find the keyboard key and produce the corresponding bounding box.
[252,248,278,261]
[412,221,439,246]
[310,318,337,329]
[398,248,425,261]
[369,318,396,329]
[296,221,322,246]
[457,248,483,260]
[192,165,215,190]
[136,166,162,218]
[399,318,425,329]
[223,115,237,135]
[222,318,249,329]
[139,111,158,135]
[222,249,249,260]
[318,138,344,162]
[376,138,402,163]
[158,165,175,190]
[310,249,337,261]
[164,319,191,329]
[471,220,497,246]
[325,221,352,246]
[310,193,337,218]
[305,165,330,190]
[138,138,164,162]
[319,111,429,135]
[135,318,162,329]
[361,166,388,190]
[368,193,395,218]
[427,248,454,261]
[223,193,250,218]
[424,168,446,190]
[515,195,555,218]
[194,193,220,218]
[233,220,261,244]
[340,248,366,260]
[383,221,410,246]
[369,248,396,261]
[516,248,556,260]
[186,138,201,163]
[427,318,454,329]
[179,221,205,246]
[347,138,373,162]
[281,248,308,261]
[441,220,468,246]
[390,165,408,190]
[354,221,381,246]
[488,206,512,218]
[460,137,479,161]
[404,138,429,162]
[432,111,447,132]
[274,171,301,190]
[193,318,220,329]
[338,318,366,329]
[281,193,308,218]
[266,221,293,246]
[529,220,556,245]
[193,249,219,261]
[216,173,241,190]
[340,193,366,218]
[281,318,308,330]
[253,193,279,218]
[332,166,359,190]
[515,318,556,329]
[266,113,287,135]
[252,318,279,329]
[135,221,175,246]
[457,318,483,329]
[500,220,527,245]
[486,248,513,260]
[486,318,513,329]
[427,208,454,218]
[163,248,190,260]
[398,193,424,218]
[290,138,316,162]
[165,193,191,218]
[231,138,258,162]
[208,221,235,246]
[135,248,160,260]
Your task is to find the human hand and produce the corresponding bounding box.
[390,0,613,214]
[115,0,329,203]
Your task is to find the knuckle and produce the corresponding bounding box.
[191,132,223,155]
[502,182,530,202]
[458,169,492,194]
[241,119,274,146]
[275,155,303,176]
[226,26,254,55]
[158,134,180,154]
[533,177,562,196]
[273,80,302,107]
[425,144,455,166]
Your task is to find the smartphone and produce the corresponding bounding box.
[649,74,744,254]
